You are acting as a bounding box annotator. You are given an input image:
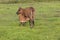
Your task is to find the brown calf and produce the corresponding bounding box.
[16,7,35,28]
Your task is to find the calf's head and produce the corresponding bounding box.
[16,7,27,26]
[16,7,22,15]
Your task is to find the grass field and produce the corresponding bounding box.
[0,2,60,40]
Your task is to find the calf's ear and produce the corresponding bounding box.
[18,7,22,11]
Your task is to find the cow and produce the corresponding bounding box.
[16,7,35,28]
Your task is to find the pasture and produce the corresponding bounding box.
[0,2,60,40]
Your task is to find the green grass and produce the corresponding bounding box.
[0,2,60,40]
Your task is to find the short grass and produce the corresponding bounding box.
[0,2,60,40]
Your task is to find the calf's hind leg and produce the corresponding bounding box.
[29,19,34,28]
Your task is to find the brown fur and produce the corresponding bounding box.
[16,7,35,28]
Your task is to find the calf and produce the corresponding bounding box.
[16,7,35,28]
